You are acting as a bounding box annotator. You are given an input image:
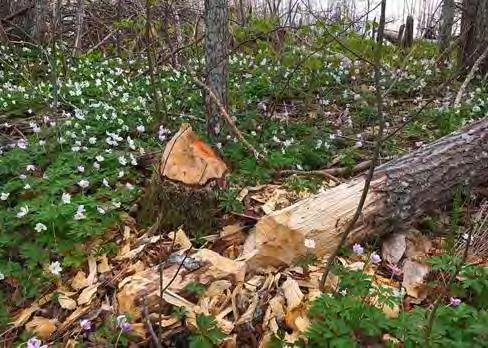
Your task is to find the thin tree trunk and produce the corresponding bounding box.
[204,0,229,139]
[73,0,85,57]
[438,0,455,52]
[244,118,488,268]
[461,0,488,73]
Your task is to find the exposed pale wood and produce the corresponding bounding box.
[243,118,488,268]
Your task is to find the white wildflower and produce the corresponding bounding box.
[35,223,47,233]
[1,192,9,200]
[62,192,71,204]
[78,179,89,189]
[17,205,29,218]
[118,156,127,166]
[48,261,62,276]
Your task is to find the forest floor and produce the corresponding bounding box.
[0,32,487,347]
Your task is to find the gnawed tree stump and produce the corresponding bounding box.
[137,124,228,237]
[243,118,488,269]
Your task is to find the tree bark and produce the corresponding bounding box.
[438,0,455,52]
[73,0,85,56]
[204,0,229,139]
[243,118,488,269]
[460,0,488,73]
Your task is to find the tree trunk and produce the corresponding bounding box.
[401,15,413,48]
[204,0,229,139]
[73,0,84,56]
[32,0,45,43]
[438,0,455,52]
[460,0,488,73]
[244,118,488,269]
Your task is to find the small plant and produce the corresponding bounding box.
[217,188,244,214]
[189,314,226,348]
[184,282,207,298]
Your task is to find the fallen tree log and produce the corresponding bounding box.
[243,118,488,268]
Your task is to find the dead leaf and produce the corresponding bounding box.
[282,278,304,311]
[402,260,430,299]
[382,233,406,264]
[115,244,145,260]
[25,316,57,339]
[77,284,99,305]
[58,293,77,310]
[160,124,228,185]
[98,255,111,273]
[168,228,192,250]
[71,271,89,291]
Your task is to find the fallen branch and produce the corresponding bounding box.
[278,160,372,182]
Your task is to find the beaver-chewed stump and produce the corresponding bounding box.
[138,124,228,238]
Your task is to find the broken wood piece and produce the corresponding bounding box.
[243,118,488,268]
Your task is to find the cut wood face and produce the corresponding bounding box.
[160,124,228,185]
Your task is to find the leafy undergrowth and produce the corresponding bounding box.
[0,26,488,346]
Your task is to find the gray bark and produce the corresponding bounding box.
[461,0,488,73]
[73,0,85,56]
[204,0,229,139]
[438,0,455,52]
[401,15,414,48]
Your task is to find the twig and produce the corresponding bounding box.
[454,44,488,106]
[278,169,343,183]
[279,160,372,181]
[192,76,260,159]
[143,299,162,348]
[319,0,387,291]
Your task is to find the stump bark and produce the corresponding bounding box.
[244,118,488,268]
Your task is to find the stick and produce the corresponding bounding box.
[454,44,488,107]
[192,77,260,159]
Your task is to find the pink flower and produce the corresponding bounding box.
[27,337,46,348]
[352,243,364,255]
[80,319,91,331]
[370,253,382,264]
[387,263,403,276]
[450,297,461,307]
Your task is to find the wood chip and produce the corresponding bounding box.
[77,284,99,305]
[97,255,111,273]
[281,278,304,311]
